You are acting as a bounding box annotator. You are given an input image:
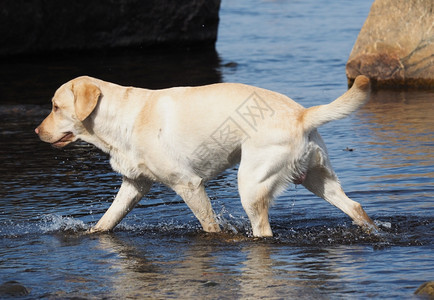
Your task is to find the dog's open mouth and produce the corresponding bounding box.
[51,132,74,148]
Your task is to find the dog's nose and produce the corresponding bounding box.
[35,127,39,135]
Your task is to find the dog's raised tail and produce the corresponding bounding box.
[300,75,371,133]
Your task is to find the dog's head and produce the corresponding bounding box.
[35,76,101,148]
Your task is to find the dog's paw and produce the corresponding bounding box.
[361,222,380,235]
[85,226,106,234]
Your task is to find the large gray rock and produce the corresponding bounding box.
[0,0,220,56]
[346,0,434,88]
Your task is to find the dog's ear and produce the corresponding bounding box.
[72,81,101,122]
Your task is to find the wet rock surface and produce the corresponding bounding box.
[346,0,434,88]
[0,281,30,297]
[0,0,221,56]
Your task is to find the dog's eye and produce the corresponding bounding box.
[53,104,60,112]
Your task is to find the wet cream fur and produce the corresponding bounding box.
[36,75,377,237]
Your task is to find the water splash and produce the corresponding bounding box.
[215,206,252,236]
[375,219,392,229]
[39,214,89,233]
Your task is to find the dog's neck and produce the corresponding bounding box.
[79,87,149,155]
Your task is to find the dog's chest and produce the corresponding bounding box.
[108,149,155,180]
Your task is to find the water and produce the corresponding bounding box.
[1,0,433,298]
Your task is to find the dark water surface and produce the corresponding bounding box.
[1,1,433,299]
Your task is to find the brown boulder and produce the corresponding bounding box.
[346,0,434,88]
[415,281,434,298]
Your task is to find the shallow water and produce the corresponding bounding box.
[1,0,433,299]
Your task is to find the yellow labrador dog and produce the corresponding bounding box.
[35,75,377,237]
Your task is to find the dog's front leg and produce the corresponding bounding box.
[173,183,221,233]
[89,177,152,233]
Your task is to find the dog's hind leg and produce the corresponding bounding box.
[173,182,221,233]
[302,164,378,233]
[237,155,282,237]
[238,180,273,237]
[90,176,152,233]
[300,131,377,232]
